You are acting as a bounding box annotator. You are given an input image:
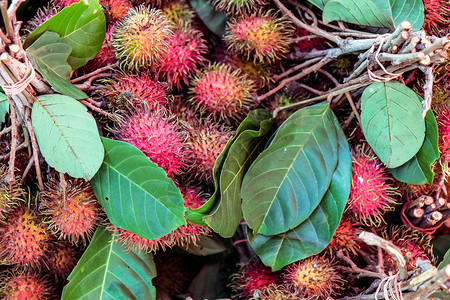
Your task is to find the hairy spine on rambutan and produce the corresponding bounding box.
[162,0,195,27]
[0,270,52,300]
[39,178,101,245]
[101,0,133,22]
[112,5,173,71]
[183,119,233,184]
[282,255,345,299]
[347,146,400,226]
[45,241,79,279]
[326,216,360,256]
[159,24,208,89]
[229,259,281,299]
[0,204,52,269]
[212,0,267,15]
[434,104,450,165]
[189,63,256,124]
[224,10,295,64]
[113,107,187,179]
[423,0,450,36]
[0,166,23,222]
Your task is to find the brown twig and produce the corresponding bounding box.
[71,63,117,83]
[336,250,386,279]
[7,98,18,188]
[80,100,112,117]
[0,0,13,40]
[273,57,322,81]
[25,107,43,190]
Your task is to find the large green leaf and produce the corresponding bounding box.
[189,0,227,36]
[24,0,106,70]
[248,113,351,271]
[90,137,186,239]
[62,227,156,300]
[323,0,424,31]
[0,91,8,124]
[241,102,339,236]
[308,0,329,9]
[31,94,104,180]
[185,110,270,225]
[389,110,439,184]
[203,110,275,238]
[361,81,425,168]
[26,31,87,99]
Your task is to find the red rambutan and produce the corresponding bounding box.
[229,259,280,299]
[293,28,325,52]
[423,0,450,36]
[434,104,450,164]
[189,63,256,124]
[159,24,208,89]
[97,71,169,109]
[0,204,52,269]
[0,270,52,300]
[39,178,101,245]
[114,108,186,179]
[45,241,79,279]
[347,146,400,226]
[326,216,360,256]
[101,0,133,21]
[224,10,294,64]
[112,5,173,71]
[183,120,232,183]
[282,255,345,299]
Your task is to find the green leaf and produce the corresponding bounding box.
[188,262,229,299]
[248,113,351,271]
[433,235,450,266]
[389,110,439,184]
[434,245,450,299]
[323,0,424,31]
[24,0,106,70]
[26,31,87,99]
[189,0,227,36]
[241,102,339,236]
[62,227,156,300]
[0,92,9,124]
[203,110,275,238]
[308,0,330,10]
[31,94,104,180]
[91,137,186,239]
[361,81,425,168]
[186,110,271,225]
[185,236,228,256]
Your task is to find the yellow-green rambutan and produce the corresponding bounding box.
[162,0,195,27]
[111,5,173,71]
[189,63,256,124]
[224,10,294,64]
[40,178,101,245]
[212,0,267,15]
[282,255,345,299]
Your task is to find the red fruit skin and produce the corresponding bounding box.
[423,0,450,36]
[435,104,450,163]
[0,271,52,300]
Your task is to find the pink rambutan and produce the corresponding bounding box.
[189,63,256,124]
[53,0,78,7]
[347,146,400,226]
[0,271,52,300]
[434,104,450,164]
[45,241,79,279]
[292,28,325,52]
[114,108,186,179]
[0,204,52,269]
[39,178,101,245]
[224,10,294,64]
[282,255,345,299]
[229,259,281,299]
[183,120,232,183]
[326,216,360,256]
[97,71,169,109]
[101,0,133,21]
[159,24,208,89]
[112,5,173,71]
[423,0,450,36]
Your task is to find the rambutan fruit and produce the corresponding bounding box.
[0,204,52,269]
[326,216,360,256]
[434,104,450,164]
[189,63,256,124]
[101,0,133,22]
[224,10,295,64]
[159,24,208,89]
[53,0,78,7]
[293,28,325,52]
[111,5,173,71]
[0,166,23,222]
[113,107,186,179]
[257,284,297,300]
[0,270,52,300]
[162,0,195,27]
[153,252,194,296]
[347,146,400,226]
[282,255,345,299]
[45,241,79,279]
[423,0,450,36]
[212,0,267,15]
[183,120,233,183]
[381,225,433,272]
[39,178,101,245]
[229,259,280,299]
[97,71,169,110]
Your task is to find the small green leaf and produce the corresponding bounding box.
[62,227,156,300]
[91,137,186,239]
[308,0,330,9]
[323,0,424,31]
[241,102,339,235]
[189,0,227,36]
[31,94,104,180]
[0,92,9,124]
[248,113,351,271]
[26,31,87,99]
[389,110,439,184]
[361,81,425,168]
[203,110,275,238]
[185,236,229,256]
[24,0,106,70]
[188,262,229,299]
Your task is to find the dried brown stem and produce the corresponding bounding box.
[0,1,13,40]
[7,98,18,188]
[25,107,43,190]
[274,57,322,81]
[421,66,434,118]
[345,91,361,125]
[80,100,112,117]
[336,250,386,279]
[403,265,450,300]
[71,63,117,83]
